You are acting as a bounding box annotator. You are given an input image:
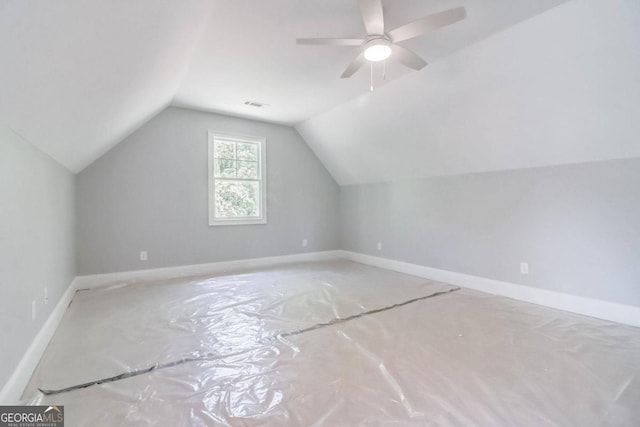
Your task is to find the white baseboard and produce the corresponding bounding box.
[342,251,640,328]
[0,278,78,404]
[75,250,344,290]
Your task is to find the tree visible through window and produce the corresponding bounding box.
[208,133,266,225]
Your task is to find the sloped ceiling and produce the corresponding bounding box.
[0,0,214,173]
[4,0,637,182]
[297,0,640,185]
[0,0,575,174]
[173,0,571,124]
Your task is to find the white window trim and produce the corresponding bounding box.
[208,132,267,226]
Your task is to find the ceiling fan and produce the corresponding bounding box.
[297,0,466,79]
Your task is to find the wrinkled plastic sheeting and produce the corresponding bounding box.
[23,260,455,396]
[24,260,640,426]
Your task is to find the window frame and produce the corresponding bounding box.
[208,132,267,226]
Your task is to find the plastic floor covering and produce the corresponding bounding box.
[22,260,640,426]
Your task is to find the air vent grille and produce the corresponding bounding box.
[244,100,267,108]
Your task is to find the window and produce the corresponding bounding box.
[208,132,266,225]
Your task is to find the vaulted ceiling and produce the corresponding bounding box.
[2,0,637,180]
[0,0,214,172]
[172,0,570,124]
[298,0,640,184]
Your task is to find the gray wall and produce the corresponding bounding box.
[76,107,340,275]
[0,126,75,388]
[341,158,640,307]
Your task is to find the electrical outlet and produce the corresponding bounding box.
[377,242,382,251]
[44,287,49,305]
[31,300,36,321]
[140,251,148,261]
[520,262,529,275]
[302,239,308,248]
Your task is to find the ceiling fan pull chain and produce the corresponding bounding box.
[370,62,374,92]
[383,60,386,81]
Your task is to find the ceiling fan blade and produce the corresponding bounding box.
[341,53,365,78]
[358,0,385,35]
[391,45,427,71]
[296,38,365,46]
[388,7,466,43]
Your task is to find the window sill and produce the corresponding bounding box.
[209,218,267,226]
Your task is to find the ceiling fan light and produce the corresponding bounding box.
[364,41,392,62]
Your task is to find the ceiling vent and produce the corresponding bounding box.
[244,100,267,108]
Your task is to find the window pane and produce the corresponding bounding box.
[214,140,236,160]
[237,160,258,179]
[214,159,236,178]
[215,180,259,218]
[237,142,257,161]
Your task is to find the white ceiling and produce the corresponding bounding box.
[4,0,628,178]
[173,0,570,125]
[298,0,640,185]
[0,0,213,172]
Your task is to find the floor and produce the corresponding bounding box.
[23,260,640,426]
